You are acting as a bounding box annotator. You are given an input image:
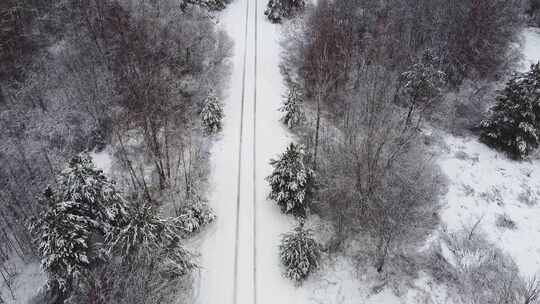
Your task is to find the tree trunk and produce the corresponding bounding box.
[313,90,322,170]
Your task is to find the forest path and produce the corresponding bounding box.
[194,0,300,303]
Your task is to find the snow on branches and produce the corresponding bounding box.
[399,49,446,125]
[29,154,199,297]
[175,200,216,235]
[265,0,306,23]
[182,0,230,11]
[280,84,305,129]
[266,143,313,217]
[201,91,224,135]
[480,62,540,159]
[105,203,197,276]
[28,154,129,294]
[279,222,320,283]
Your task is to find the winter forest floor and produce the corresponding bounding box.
[3,5,540,304]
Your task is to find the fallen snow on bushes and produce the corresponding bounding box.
[437,133,540,276]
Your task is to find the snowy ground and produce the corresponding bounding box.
[437,133,540,276]
[435,27,540,279]
[196,0,401,303]
[194,6,540,302]
[194,0,299,303]
[522,27,540,70]
[0,257,45,304]
[1,0,539,300]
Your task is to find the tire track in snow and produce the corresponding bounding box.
[252,0,259,303]
[232,0,251,302]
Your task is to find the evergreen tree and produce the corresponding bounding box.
[29,154,129,297]
[105,203,197,276]
[480,63,540,159]
[201,92,224,135]
[264,0,306,23]
[280,84,305,129]
[266,143,313,217]
[399,49,446,126]
[279,221,320,283]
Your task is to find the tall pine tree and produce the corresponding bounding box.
[266,143,313,217]
[201,92,224,135]
[480,63,540,159]
[29,154,129,297]
[279,221,320,283]
[280,84,305,129]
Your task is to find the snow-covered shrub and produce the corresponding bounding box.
[279,222,320,283]
[183,0,230,11]
[480,63,540,159]
[280,84,305,129]
[67,255,194,304]
[175,200,216,235]
[201,92,224,135]
[265,0,306,23]
[28,154,129,295]
[518,185,537,206]
[496,214,517,230]
[105,203,196,276]
[266,143,314,217]
[427,228,528,304]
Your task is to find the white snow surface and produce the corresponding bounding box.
[195,11,540,304]
[438,134,540,276]
[0,257,45,304]
[436,27,540,278]
[194,0,299,302]
[195,0,407,303]
[522,27,540,71]
[436,27,540,279]
[89,148,113,175]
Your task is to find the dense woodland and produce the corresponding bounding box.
[1,0,230,303]
[273,0,540,302]
[2,0,540,303]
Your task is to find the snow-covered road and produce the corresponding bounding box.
[195,2,540,304]
[195,0,298,303]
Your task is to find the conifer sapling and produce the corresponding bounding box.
[279,221,320,283]
[480,62,540,159]
[201,91,224,135]
[280,84,305,129]
[266,143,313,217]
[29,154,129,295]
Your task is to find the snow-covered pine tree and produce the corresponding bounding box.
[105,203,197,276]
[280,84,305,129]
[279,221,320,283]
[399,49,446,125]
[266,143,313,217]
[28,154,129,296]
[265,0,306,23]
[201,91,224,135]
[480,62,540,159]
